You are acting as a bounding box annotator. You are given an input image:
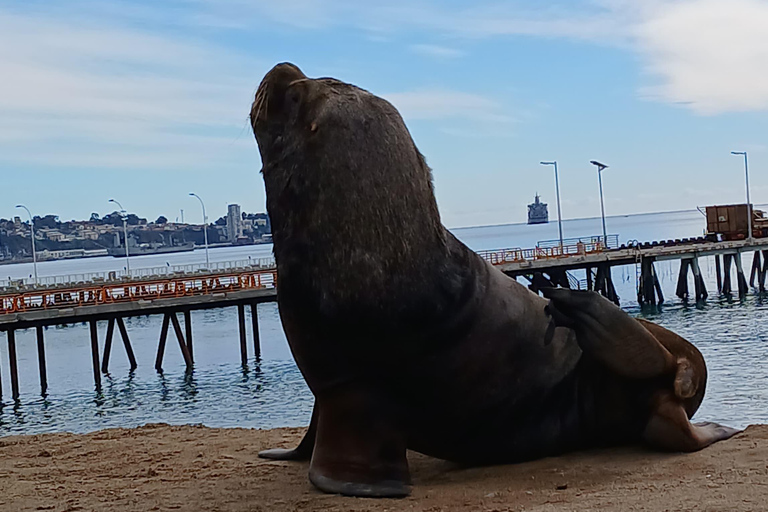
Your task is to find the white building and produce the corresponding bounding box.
[226,204,243,242]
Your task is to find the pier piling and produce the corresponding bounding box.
[116,317,137,371]
[761,251,768,292]
[88,320,101,390]
[101,318,116,374]
[691,258,707,301]
[735,254,748,297]
[238,304,248,366]
[7,329,19,400]
[250,303,261,360]
[715,255,723,294]
[676,259,690,299]
[36,325,47,395]
[155,314,171,372]
[169,313,193,369]
[750,252,761,288]
[184,310,193,362]
[723,254,733,294]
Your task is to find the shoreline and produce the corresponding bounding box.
[1,423,765,511]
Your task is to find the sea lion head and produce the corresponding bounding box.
[249,63,446,291]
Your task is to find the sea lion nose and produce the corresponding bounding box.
[251,63,308,131]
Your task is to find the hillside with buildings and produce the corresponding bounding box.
[0,204,270,263]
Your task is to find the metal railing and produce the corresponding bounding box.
[0,257,276,291]
[0,269,277,315]
[476,234,620,266]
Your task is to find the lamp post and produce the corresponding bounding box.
[590,160,609,247]
[15,204,38,285]
[731,151,752,244]
[189,193,210,268]
[540,161,564,252]
[109,198,131,275]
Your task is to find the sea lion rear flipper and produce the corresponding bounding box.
[643,391,741,451]
[259,404,317,461]
[541,288,676,379]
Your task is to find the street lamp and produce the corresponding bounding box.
[590,160,609,247]
[731,151,752,243]
[189,193,210,268]
[540,161,564,252]
[15,204,38,285]
[108,198,131,275]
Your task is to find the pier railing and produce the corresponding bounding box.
[476,235,619,265]
[0,269,277,315]
[0,257,276,291]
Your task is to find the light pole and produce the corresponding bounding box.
[109,198,131,275]
[540,161,564,252]
[590,160,609,247]
[189,193,210,268]
[731,151,752,243]
[15,204,38,285]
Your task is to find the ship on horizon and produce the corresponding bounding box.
[527,194,549,225]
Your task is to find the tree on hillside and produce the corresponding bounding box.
[156,216,168,225]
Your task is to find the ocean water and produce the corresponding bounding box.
[0,209,766,436]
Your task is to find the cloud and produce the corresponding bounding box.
[410,44,465,59]
[382,90,513,123]
[0,9,263,170]
[631,0,768,115]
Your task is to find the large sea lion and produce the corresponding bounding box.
[249,62,739,498]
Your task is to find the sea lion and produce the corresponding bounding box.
[249,62,739,498]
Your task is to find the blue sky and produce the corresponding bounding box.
[2,0,768,228]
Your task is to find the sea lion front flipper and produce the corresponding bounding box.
[259,404,317,461]
[542,288,677,379]
[643,391,741,451]
[309,384,411,498]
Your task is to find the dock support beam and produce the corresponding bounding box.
[735,254,748,297]
[36,325,47,395]
[101,318,116,374]
[715,255,723,294]
[638,258,661,306]
[238,304,248,366]
[116,317,138,371]
[676,259,690,299]
[723,254,733,294]
[184,310,193,362]
[155,314,171,372]
[7,330,19,400]
[169,314,193,369]
[691,258,708,302]
[761,251,768,292]
[750,251,761,288]
[89,320,102,391]
[250,303,261,360]
[155,313,193,372]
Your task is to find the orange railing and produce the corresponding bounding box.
[0,269,277,316]
[477,238,616,266]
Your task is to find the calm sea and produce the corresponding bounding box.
[1,209,766,435]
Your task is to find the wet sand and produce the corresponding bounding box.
[0,423,765,511]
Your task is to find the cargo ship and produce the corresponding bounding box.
[527,194,549,225]
[107,242,195,257]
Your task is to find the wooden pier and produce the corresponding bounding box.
[2,235,768,401]
[0,270,276,400]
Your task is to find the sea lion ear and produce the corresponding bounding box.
[674,357,697,399]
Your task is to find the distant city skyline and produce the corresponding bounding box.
[2,1,767,228]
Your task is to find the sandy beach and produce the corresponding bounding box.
[0,423,765,511]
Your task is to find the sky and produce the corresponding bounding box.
[2,0,768,228]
